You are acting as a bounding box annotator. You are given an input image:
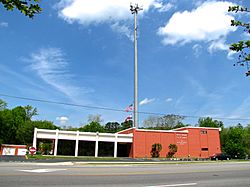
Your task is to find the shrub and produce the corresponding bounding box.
[38,142,52,155]
[151,143,162,158]
[167,144,178,158]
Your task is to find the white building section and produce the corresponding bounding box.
[33,128,133,157]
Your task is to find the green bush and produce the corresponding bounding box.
[167,144,178,158]
[38,142,52,155]
[151,143,162,158]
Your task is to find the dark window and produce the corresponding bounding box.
[201,148,208,151]
[200,130,207,134]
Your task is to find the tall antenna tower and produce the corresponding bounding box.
[130,4,143,128]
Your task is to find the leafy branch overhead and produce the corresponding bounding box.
[228,5,250,76]
[0,0,42,18]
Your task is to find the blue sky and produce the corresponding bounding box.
[1,0,250,127]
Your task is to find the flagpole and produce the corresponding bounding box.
[130,4,142,129]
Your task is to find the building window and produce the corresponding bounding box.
[200,130,207,134]
[201,148,208,151]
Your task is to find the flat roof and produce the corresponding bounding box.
[174,126,221,131]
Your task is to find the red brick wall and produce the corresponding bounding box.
[132,128,221,158]
[175,133,189,157]
[184,128,221,158]
[207,129,221,155]
[187,128,202,157]
[132,130,189,158]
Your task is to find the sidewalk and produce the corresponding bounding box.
[0,155,211,164]
[0,155,162,163]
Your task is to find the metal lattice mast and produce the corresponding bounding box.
[130,4,142,128]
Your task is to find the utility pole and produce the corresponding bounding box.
[130,4,142,128]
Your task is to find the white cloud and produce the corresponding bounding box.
[207,38,237,59]
[56,1,173,39]
[139,98,155,105]
[56,116,69,125]
[56,116,69,121]
[208,38,228,54]
[0,22,8,27]
[165,98,173,102]
[111,22,133,41]
[153,2,174,12]
[57,0,155,25]
[227,50,237,60]
[27,47,93,100]
[158,1,236,45]
[192,44,202,58]
[57,0,173,25]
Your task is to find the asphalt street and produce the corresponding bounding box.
[0,161,250,186]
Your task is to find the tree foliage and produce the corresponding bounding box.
[221,124,247,159]
[120,120,133,130]
[245,125,250,156]
[228,5,250,76]
[16,120,57,145]
[0,99,7,111]
[143,114,185,130]
[198,117,224,128]
[79,121,105,133]
[87,114,103,123]
[0,100,58,145]
[1,0,42,18]
[24,105,38,120]
[105,122,121,133]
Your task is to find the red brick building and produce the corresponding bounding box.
[119,127,221,158]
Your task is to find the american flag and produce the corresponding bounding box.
[125,114,132,121]
[125,104,133,112]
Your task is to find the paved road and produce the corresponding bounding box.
[0,161,250,186]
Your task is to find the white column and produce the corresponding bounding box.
[54,129,59,156]
[95,132,99,157]
[32,128,37,148]
[114,133,118,158]
[75,131,79,157]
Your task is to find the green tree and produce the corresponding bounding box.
[0,108,13,144]
[244,124,250,156]
[0,106,26,144]
[79,121,105,133]
[228,5,250,76]
[105,122,121,133]
[87,114,103,123]
[24,105,38,120]
[223,124,247,158]
[0,99,7,111]
[0,102,58,145]
[1,0,42,18]
[143,114,185,130]
[121,120,133,130]
[16,120,58,144]
[198,117,224,128]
